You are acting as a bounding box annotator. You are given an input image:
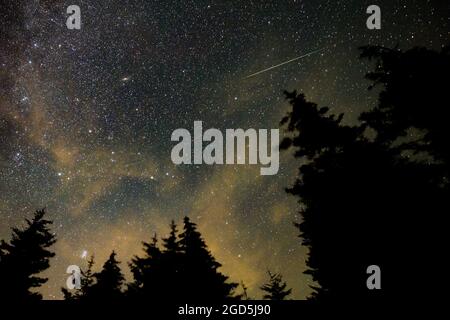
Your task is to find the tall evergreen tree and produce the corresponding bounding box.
[80,255,96,297]
[0,209,56,301]
[163,220,181,253]
[127,217,239,301]
[87,251,124,300]
[260,271,292,300]
[160,220,185,300]
[127,234,163,299]
[179,216,238,300]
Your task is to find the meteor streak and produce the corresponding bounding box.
[244,47,327,79]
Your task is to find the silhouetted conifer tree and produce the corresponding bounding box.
[160,220,185,300]
[163,220,182,253]
[87,251,124,300]
[127,234,163,299]
[0,209,56,301]
[179,216,238,300]
[260,271,292,300]
[127,217,239,301]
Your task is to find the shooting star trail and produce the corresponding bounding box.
[244,47,327,79]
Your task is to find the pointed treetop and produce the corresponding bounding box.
[261,271,292,300]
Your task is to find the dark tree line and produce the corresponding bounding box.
[281,45,450,300]
[126,217,239,301]
[0,210,292,301]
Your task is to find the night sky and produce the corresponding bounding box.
[0,0,448,299]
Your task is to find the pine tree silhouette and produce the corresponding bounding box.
[81,255,96,296]
[260,271,292,300]
[163,220,182,253]
[179,216,239,301]
[127,221,184,300]
[127,217,239,301]
[0,209,56,301]
[160,220,185,300]
[127,234,164,299]
[87,251,124,300]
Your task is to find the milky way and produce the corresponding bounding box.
[0,0,448,299]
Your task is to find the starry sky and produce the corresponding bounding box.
[0,0,448,299]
